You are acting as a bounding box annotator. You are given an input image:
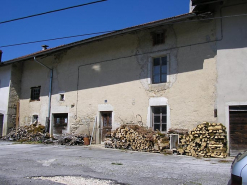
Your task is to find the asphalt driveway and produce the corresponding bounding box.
[0,141,233,185]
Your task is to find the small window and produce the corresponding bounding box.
[60,94,65,101]
[32,115,38,123]
[152,56,167,84]
[30,86,41,101]
[152,106,167,132]
[153,31,165,45]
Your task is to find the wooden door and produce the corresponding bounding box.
[229,106,247,155]
[101,112,112,141]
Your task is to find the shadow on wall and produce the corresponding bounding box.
[18,18,223,100]
[20,42,216,100]
[17,5,247,102]
[0,65,10,88]
[217,4,247,51]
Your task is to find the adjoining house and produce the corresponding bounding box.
[0,50,22,137]
[1,0,247,156]
[0,63,11,137]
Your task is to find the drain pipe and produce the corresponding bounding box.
[34,56,53,134]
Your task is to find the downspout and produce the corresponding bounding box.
[33,56,53,135]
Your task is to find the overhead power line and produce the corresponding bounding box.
[0,0,107,24]
[0,30,117,48]
[1,13,247,48]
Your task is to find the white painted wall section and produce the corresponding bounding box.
[0,65,11,136]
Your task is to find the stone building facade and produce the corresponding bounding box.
[2,0,247,155]
[2,13,218,144]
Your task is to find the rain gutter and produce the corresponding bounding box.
[34,56,53,134]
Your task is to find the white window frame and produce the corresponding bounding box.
[148,53,169,85]
[147,97,170,132]
[152,106,167,132]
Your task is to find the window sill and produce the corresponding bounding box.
[149,82,170,91]
[30,99,40,102]
[153,43,164,46]
[153,130,167,134]
[152,82,168,85]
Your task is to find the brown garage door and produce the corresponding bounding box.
[229,106,247,156]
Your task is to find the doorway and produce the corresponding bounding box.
[53,113,68,135]
[229,105,247,156]
[100,111,112,142]
[0,114,3,137]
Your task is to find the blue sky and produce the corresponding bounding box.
[0,0,189,61]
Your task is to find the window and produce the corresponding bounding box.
[152,106,167,132]
[152,56,167,84]
[32,115,38,123]
[152,31,165,45]
[30,86,41,101]
[60,94,65,101]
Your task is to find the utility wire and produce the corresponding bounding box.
[0,30,117,48]
[0,0,107,24]
[1,13,247,48]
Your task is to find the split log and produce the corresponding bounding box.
[177,122,227,158]
[108,125,170,152]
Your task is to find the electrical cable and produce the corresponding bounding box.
[1,12,247,48]
[0,30,116,48]
[0,0,107,24]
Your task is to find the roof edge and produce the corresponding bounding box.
[1,13,196,65]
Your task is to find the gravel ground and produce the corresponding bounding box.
[33,176,120,185]
[0,141,233,185]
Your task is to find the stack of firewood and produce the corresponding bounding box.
[177,122,227,158]
[2,123,47,142]
[106,125,170,152]
[55,134,85,146]
[2,123,87,145]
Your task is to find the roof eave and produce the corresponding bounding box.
[192,0,224,6]
[2,13,196,65]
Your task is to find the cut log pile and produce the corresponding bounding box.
[1,123,87,146]
[55,134,85,146]
[2,121,228,158]
[106,122,228,158]
[177,122,227,158]
[2,123,48,142]
[105,125,170,152]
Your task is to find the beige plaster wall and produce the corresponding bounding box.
[19,18,217,137]
[215,1,247,152]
